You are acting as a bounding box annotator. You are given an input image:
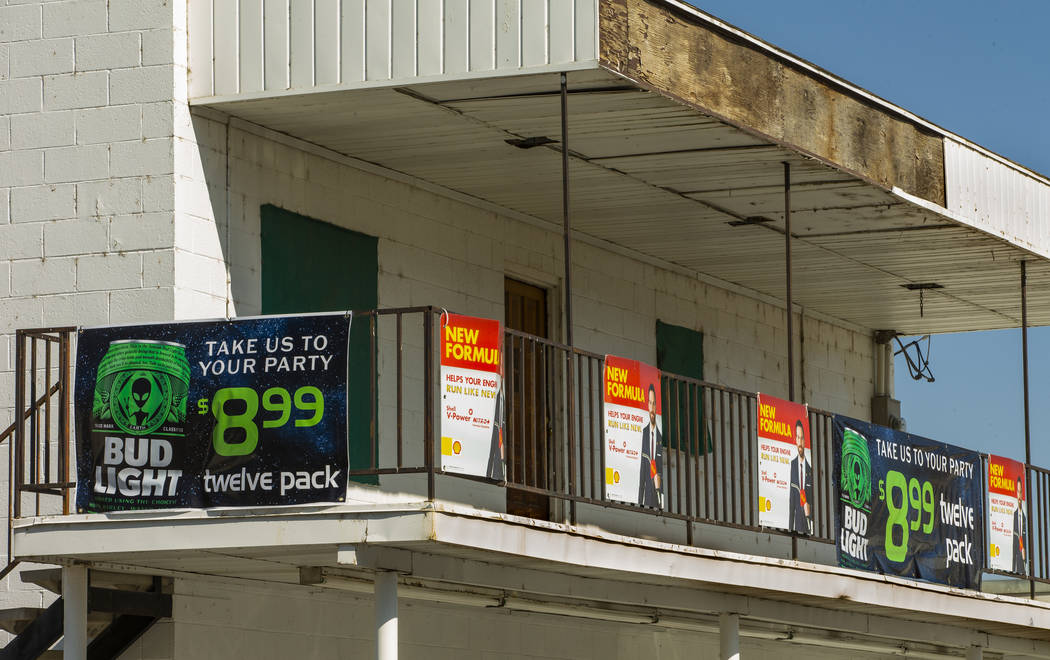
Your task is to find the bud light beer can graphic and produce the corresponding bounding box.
[92,340,191,437]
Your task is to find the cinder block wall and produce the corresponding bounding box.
[0,0,873,644]
[119,574,890,660]
[0,0,183,636]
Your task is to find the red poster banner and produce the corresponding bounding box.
[603,355,662,508]
[756,393,811,533]
[440,313,504,479]
[441,314,501,375]
[988,454,1027,574]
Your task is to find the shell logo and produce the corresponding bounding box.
[452,441,462,455]
[765,498,772,512]
[613,470,620,484]
[991,543,1000,557]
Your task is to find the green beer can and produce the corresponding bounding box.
[92,340,192,436]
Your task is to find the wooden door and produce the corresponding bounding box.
[504,278,551,520]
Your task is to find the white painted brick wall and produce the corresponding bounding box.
[75,32,140,71]
[43,71,109,110]
[10,37,73,78]
[43,0,109,39]
[10,110,74,148]
[106,574,898,660]
[76,104,141,143]
[0,77,42,115]
[0,0,180,633]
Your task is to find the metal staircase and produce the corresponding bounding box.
[0,569,171,659]
[0,328,172,658]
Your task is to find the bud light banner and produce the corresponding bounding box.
[75,313,351,512]
[834,415,983,589]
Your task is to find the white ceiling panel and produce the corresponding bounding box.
[208,71,1049,335]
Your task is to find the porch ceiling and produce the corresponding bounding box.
[202,69,1050,336]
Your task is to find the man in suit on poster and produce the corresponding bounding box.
[1013,478,1027,575]
[638,384,664,509]
[485,389,505,482]
[788,420,813,535]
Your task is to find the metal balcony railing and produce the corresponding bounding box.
[3,309,1050,593]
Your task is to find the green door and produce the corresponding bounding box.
[260,204,378,479]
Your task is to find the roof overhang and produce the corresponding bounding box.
[186,0,1050,335]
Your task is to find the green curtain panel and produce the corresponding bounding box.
[260,204,378,483]
[655,320,709,455]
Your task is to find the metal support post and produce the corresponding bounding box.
[561,72,574,348]
[1021,261,1035,598]
[561,72,577,525]
[375,571,398,660]
[784,162,794,401]
[784,162,797,560]
[719,612,740,660]
[63,565,88,660]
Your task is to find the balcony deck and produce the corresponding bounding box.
[6,314,1050,654]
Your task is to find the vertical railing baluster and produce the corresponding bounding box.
[599,356,606,502]
[674,380,683,516]
[704,385,713,520]
[1041,470,1048,579]
[504,332,516,484]
[373,312,382,467]
[686,383,695,525]
[719,390,728,522]
[517,336,526,486]
[571,350,579,514]
[746,395,755,526]
[424,310,434,501]
[60,331,71,515]
[396,313,403,468]
[529,338,538,489]
[587,356,595,499]
[44,338,52,488]
[546,343,553,493]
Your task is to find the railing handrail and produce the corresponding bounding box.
[6,313,1050,594]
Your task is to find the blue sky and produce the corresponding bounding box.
[685,2,1050,464]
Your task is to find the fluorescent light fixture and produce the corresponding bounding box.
[657,615,788,641]
[786,631,952,658]
[501,597,656,624]
[400,585,502,608]
[302,568,502,607]
[788,632,905,655]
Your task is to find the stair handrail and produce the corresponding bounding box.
[2,327,76,581]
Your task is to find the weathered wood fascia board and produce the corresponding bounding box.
[597,0,947,207]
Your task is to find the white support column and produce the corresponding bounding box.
[63,565,88,660]
[966,646,983,660]
[719,612,740,660]
[375,571,398,660]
